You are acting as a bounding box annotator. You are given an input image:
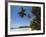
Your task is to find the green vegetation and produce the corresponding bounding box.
[19,26,30,28]
[30,7,41,30]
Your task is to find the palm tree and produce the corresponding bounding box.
[30,7,41,30]
[18,7,26,18]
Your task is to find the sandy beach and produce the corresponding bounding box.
[11,28,32,32]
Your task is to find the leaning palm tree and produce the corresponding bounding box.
[30,7,41,30]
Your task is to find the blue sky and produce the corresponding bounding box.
[10,5,36,28]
